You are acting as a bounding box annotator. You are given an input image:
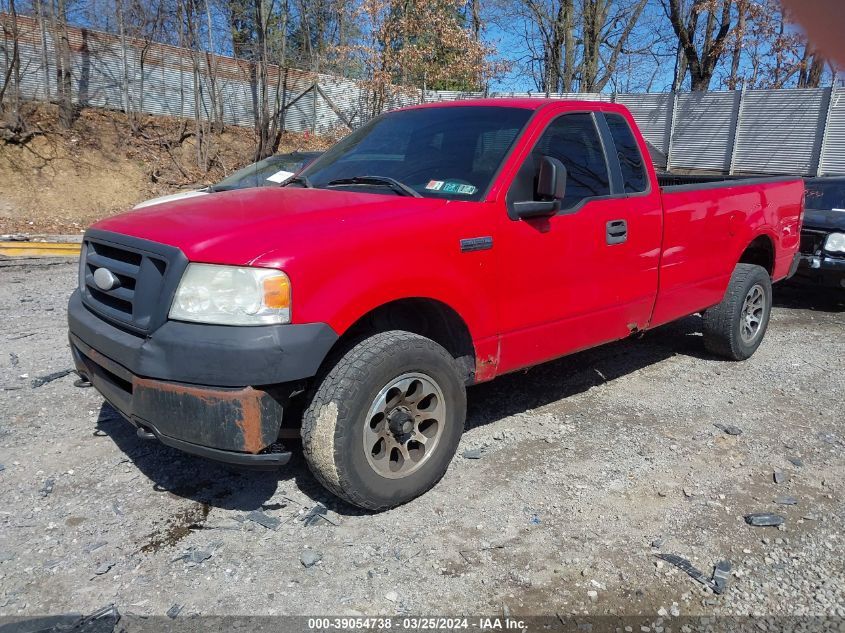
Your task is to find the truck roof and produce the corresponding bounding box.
[402,97,629,113]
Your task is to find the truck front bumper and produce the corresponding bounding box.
[67,290,338,466]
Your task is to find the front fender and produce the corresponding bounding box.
[252,203,500,344]
[272,256,496,342]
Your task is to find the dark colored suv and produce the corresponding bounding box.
[794,177,845,290]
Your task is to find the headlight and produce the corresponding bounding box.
[169,264,291,326]
[824,232,845,254]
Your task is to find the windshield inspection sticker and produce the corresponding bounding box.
[265,169,295,183]
[426,180,477,195]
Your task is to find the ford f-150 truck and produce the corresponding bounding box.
[68,99,804,510]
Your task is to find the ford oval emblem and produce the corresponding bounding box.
[93,267,120,291]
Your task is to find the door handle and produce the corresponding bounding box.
[606,219,627,245]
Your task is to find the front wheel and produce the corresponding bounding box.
[301,331,466,510]
[702,263,773,360]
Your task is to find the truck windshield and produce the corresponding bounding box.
[296,106,533,201]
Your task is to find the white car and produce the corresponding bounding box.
[133,151,323,209]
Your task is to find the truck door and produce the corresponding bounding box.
[495,110,662,373]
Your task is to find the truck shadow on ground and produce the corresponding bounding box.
[95,405,291,512]
[95,403,362,516]
[467,282,844,429]
[94,313,710,516]
[465,313,706,430]
[774,282,845,312]
[93,284,840,516]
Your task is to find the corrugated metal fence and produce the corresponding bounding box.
[429,87,845,177]
[2,14,844,176]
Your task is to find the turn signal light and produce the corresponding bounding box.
[263,274,292,310]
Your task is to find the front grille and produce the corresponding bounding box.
[80,230,188,334]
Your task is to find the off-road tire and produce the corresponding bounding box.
[702,263,772,360]
[301,330,466,511]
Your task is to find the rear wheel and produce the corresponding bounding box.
[702,263,772,360]
[301,331,466,510]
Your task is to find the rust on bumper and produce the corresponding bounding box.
[132,378,283,454]
[70,334,285,457]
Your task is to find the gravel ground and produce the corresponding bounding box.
[0,258,843,622]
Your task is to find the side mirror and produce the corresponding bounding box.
[513,156,567,220]
[537,155,567,201]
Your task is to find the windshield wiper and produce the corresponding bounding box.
[327,176,421,198]
[283,174,313,188]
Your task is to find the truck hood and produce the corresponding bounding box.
[92,187,449,265]
[804,207,845,232]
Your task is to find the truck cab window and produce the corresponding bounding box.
[605,113,648,193]
[509,113,611,211]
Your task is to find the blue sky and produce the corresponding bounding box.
[479,1,834,94]
[49,0,836,94]
[481,2,681,94]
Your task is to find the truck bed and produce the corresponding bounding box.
[649,176,805,328]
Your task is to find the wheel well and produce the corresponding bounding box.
[739,235,774,276]
[331,299,476,384]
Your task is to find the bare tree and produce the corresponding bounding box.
[518,0,576,93]
[741,0,833,89]
[0,0,24,132]
[254,0,273,158]
[580,0,648,92]
[177,0,214,170]
[491,0,657,94]
[664,0,733,91]
[797,46,826,88]
[115,0,134,128]
[204,0,224,131]
[224,0,292,158]
[485,0,575,93]
[132,1,169,119]
[33,0,52,100]
[726,0,747,89]
[468,0,481,41]
[51,0,76,127]
[282,0,352,74]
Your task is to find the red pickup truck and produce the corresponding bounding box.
[68,99,804,510]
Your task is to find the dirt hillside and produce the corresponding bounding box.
[0,103,332,235]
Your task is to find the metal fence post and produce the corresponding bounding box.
[729,87,746,175]
[311,80,318,134]
[280,68,287,134]
[38,12,52,101]
[817,86,836,176]
[666,91,679,173]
